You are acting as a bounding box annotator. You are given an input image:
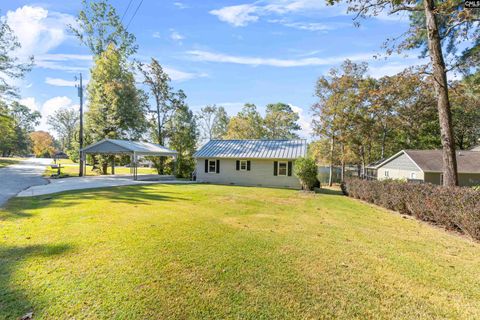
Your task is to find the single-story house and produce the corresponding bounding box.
[370,149,480,186]
[193,139,307,189]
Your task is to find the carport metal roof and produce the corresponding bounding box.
[81,139,178,157]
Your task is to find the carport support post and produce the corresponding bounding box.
[133,152,137,181]
[111,156,115,175]
[173,156,177,177]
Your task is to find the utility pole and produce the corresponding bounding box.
[76,73,84,177]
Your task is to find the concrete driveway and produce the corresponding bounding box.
[17,175,194,197]
[0,158,50,207]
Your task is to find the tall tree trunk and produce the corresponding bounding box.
[423,0,458,186]
[381,127,387,159]
[328,135,335,187]
[340,143,345,182]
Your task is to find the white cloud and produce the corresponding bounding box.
[37,96,80,131]
[187,50,377,67]
[368,58,428,78]
[210,4,259,27]
[5,6,75,59]
[269,19,333,31]
[290,104,312,138]
[152,31,161,39]
[173,2,189,9]
[19,97,39,112]
[22,96,79,132]
[45,77,78,87]
[35,53,92,72]
[170,29,185,42]
[210,0,346,27]
[164,67,208,82]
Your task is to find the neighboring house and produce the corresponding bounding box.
[471,145,480,151]
[371,149,480,186]
[193,139,307,189]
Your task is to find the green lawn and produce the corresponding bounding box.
[44,159,158,177]
[1,185,479,319]
[0,157,23,168]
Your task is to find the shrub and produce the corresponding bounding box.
[342,178,480,240]
[294,157,320,191]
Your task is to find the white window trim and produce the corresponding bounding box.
[278,161,288,176]
[240,160,248,171]
[208,160,216,173]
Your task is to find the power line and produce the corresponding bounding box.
[126,0,144,30]
[120,0,134,24]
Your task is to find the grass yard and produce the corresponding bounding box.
[0,157,24,168]
[1,184,480,319]
[44,159,158,177]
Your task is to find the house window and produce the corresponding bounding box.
[240,160,247,171]
[410,172,416,179]
[278,161,288,176]
[208,160,216,173]
[440,173,444,185]
[384,170,390,178]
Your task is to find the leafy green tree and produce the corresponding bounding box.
[225,104,265,139]
[138,58,179,174]
[326,0,479,185]
[197,105,230,140]
[9,101,41,155]
[69,0,137,57]
[0,15,33,101]
[264,103,300,139]
[293,157,319,191]
[312,60,369,184]
[0,102,16,157]
[138,58,175,145]
[48,108,80,154]
[167,91,198,178]
[86,44,146,173]
[212,106,229,139]
[450,79,480,150]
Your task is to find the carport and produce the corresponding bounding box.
[80,139,178,180]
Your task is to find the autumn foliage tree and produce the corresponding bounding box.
[326,0,479,186]
[30,131,55,158]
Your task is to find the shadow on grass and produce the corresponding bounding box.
[315,188,344,196]
[0,243,72,319]
[1,184,191,221]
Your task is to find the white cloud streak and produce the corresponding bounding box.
[45,77,84,87]
[187,50,377,67]
[210,0,345,27]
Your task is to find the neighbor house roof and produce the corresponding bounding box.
[81,139,178,156]
[194,139,307,159]
[373,149,480,173]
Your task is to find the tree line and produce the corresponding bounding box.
[1,0,478,185]
[310,61,479,186]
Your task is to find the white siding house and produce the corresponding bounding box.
[194,140,307,189]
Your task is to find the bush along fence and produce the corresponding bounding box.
[341,178,480,241]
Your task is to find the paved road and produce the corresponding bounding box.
[0,158,50,207]
[18,175,194,197]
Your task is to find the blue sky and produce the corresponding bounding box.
[2,0,422,137]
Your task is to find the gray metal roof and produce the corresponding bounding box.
[373,149,480,173]
[194,139,307,159]
[81,139,178,156]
